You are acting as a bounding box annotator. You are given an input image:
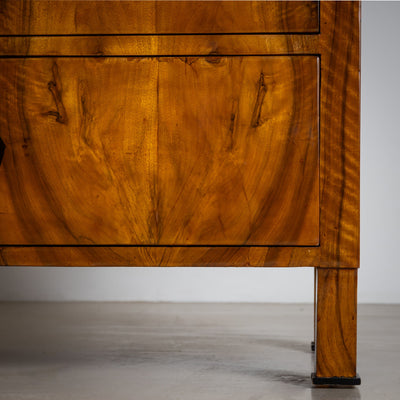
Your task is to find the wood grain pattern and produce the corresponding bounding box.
[0,57,158,245]
[0,0,361,383]
[0,34,320,57]
[0,1,319,35]
[0,56,319,246]
[0,1,361,269]
[319,1,360,268]
[0,246,320,267]
[157,56,319,246]
[315,268,358,378]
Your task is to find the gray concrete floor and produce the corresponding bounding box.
[0,303,398,400]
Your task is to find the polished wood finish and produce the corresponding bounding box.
[0,56,319,246]
[0,1,360,269]
[0,1,319,35]
[314,4,360,380]
[0,0,361,385]
[0,246,320,268]
[0,34,320,57]
[315,268,358,378]
[318,2,360,269]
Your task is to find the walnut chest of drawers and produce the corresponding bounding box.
[0,0,360,385]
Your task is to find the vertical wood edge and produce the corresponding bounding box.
[315,268,358,378]
[318,1,361,268]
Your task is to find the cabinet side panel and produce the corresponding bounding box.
[319,1,360,268]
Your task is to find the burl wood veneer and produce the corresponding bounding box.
[0,0,360,386]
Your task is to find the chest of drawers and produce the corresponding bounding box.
[0,0,360,385]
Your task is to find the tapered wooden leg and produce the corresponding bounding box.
[312,268,361,385]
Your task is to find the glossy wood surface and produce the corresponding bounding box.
[0,34,321,57]
[0,1,319,35]
[0,1,360,268]
[0,1,361,383]
[0,56,319,246]
[315,268,358,378]
[319,2,360,268]
[0,246,320,267]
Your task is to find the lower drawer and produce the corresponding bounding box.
[0,56,319,246]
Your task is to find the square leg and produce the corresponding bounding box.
[312,268,361,385]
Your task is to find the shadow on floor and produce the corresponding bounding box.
[312,387,361,400]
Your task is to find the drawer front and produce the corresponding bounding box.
[0,56,319,246]
[0,1,319,35]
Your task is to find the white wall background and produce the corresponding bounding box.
[0,2,399,303]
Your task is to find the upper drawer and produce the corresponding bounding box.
[0,1,319,35]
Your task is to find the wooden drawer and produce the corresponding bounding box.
[0,1,319,35]
[0,56,319,246]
